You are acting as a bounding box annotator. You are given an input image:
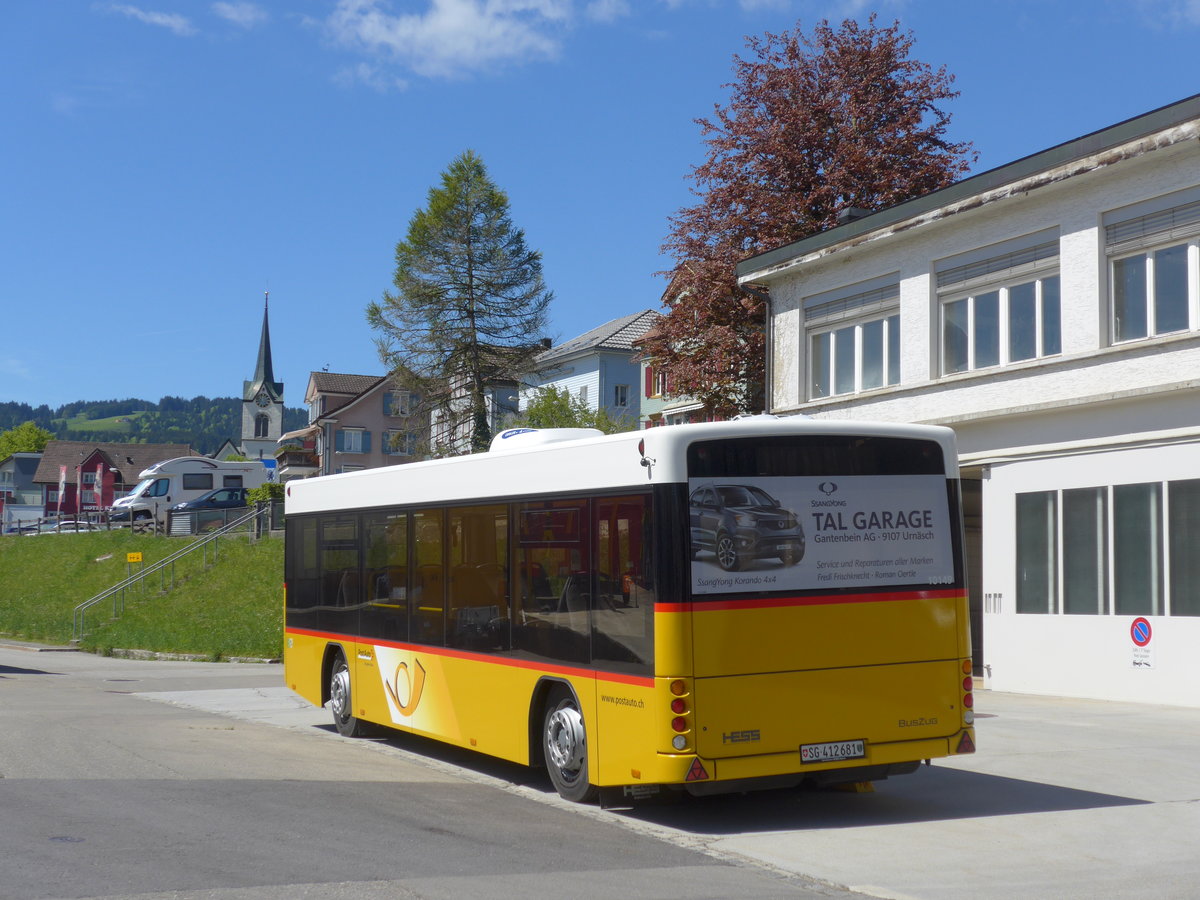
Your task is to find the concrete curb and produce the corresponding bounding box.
[109,648,281,664]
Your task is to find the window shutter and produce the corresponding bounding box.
[645,367,654,398]
[383,392,394,415]
[362,431,372,453]
[1105,198,1200,255]
[335,430,345,452]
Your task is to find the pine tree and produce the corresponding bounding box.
[367,150,552,455]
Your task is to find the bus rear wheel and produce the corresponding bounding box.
[329,653,367,738]
[542,688,597,803]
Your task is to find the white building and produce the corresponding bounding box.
[521,310,658,428]
[737,93,1200,708]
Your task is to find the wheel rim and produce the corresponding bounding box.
[716,534,738,570]
[330,663,351,722]
[546,703,586,774]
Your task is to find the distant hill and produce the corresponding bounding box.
[0,397,308,456]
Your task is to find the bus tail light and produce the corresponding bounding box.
[961,659,974,724]
[668,678,691,751]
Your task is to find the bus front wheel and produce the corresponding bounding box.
[542,688,597,803]
[329,654,367,738]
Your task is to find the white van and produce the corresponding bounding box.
[109,457,271,524]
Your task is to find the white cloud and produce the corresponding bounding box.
[0,357,32,383]
[212,1,269,29]
[585,0,631,22]
[102,3,197,36]
[326,0,571,79]
[1162,0,1200,25]
[333,61,410,92]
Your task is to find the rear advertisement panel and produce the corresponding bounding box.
[689,474,955,595]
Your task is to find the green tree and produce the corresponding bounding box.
[505,386,633,434]
[643,16,975,415]
[367,150,552,455]
[0,421,54,458]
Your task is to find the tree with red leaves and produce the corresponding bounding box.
[643,16,975,416]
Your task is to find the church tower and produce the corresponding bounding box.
[240,293,284,460]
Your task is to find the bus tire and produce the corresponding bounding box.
[715,530,741,571]
[542,687,597,803]
[329,652,367,738]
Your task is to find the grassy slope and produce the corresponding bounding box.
[0,531,282,660]
[57,412,143,434]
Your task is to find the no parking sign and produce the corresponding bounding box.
[1130,616,1154,669]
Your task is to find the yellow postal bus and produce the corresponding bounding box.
[283,417,975,803]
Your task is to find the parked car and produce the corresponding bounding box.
[24,520,101,536]
[170,487,250,513]
[689,482,805,571]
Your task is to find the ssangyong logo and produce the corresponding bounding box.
[818,481,838,496]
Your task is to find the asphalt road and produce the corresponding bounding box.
[4,642,1199,900]
[0,644,839,900]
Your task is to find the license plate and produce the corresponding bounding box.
[800,739,866,764]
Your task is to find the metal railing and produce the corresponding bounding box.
[71,505,271,641]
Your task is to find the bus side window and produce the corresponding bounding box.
[361,511,409,643]
[316,516,361,635]
[592,495,654,673]
[512,500,590,664]
[447,505,508,651]
[411,509,445,645]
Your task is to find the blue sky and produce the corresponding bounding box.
[3,0,1199,410]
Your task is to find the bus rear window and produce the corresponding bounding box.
[687,435,947,478]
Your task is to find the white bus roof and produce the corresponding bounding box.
[285,417,958,516]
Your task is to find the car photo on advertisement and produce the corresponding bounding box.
[689,482,805,572]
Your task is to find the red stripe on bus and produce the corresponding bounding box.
[284,627,654,687]
[654,588,964,613]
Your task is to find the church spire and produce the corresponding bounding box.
[254,291,276,389]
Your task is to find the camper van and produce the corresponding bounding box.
[109,457,271,524]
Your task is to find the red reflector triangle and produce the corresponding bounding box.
[685,758,709,781]
[956,731,976,754]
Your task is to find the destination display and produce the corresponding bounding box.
[688,474,955,595]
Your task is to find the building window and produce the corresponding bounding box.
[255,414,270,438]
[1112,482,1163,616]
[384,390,415,417]
[1105,190,1200,344]
[1015,491,1057,614]
[1111,245,1192,341]
[384,430,417,456]
[809,314,900,398]
[579,385,588,405]
[1062,488,1108,615]
[937,232,1061,375]
[804,276,900,400]
[614,384,629,408]
[1016,478,1200,617]
[941,276,1061,373]
[336,429,371,454]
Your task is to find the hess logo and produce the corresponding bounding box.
[722,729,761,743]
